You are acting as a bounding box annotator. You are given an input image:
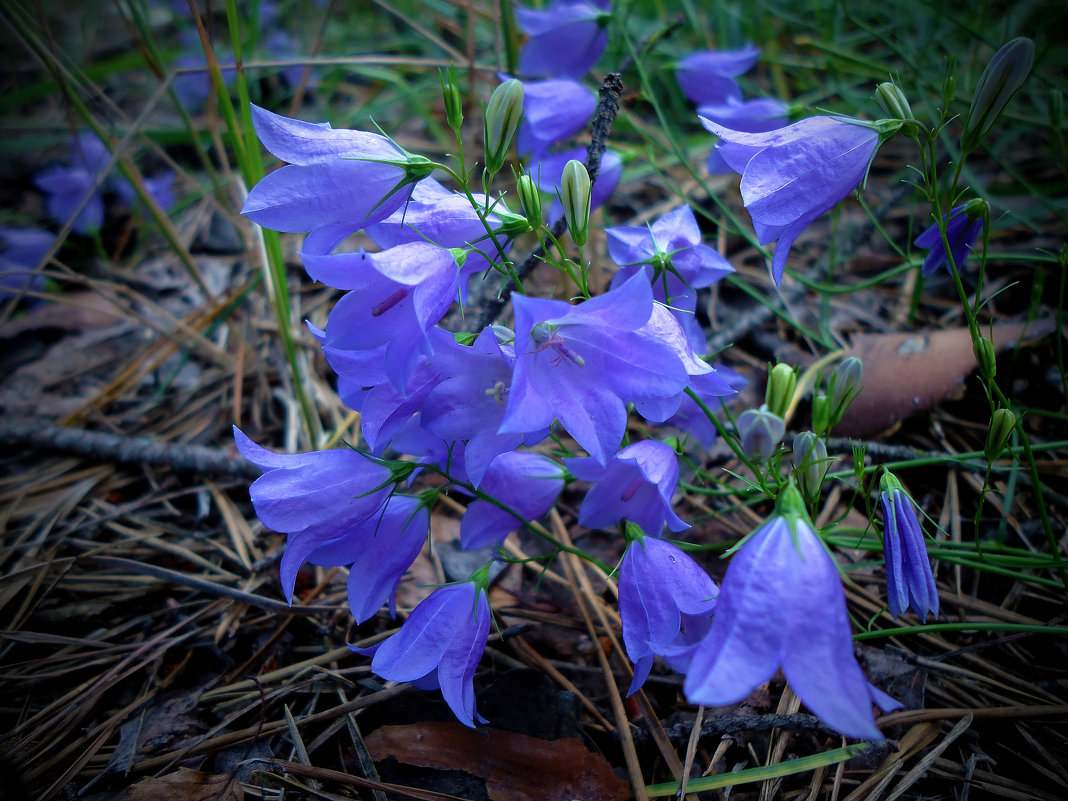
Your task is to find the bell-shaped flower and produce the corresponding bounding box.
[880,473,939,621]
[233,428,394,601]
[355,360,444,455]
[515,0,610,79]
[301,494,428,623]
[460,450,564,550]
[0,227,53,301]
[913,201,985,276]
[514,77,596,158]
[736,403,786,462]
[241,104,434,233]
[675,43,761,105]
[697,96,789,174]
[618,535,718,694]
[684,484,901,740]
[699,115,881,286]
[660,365,746,449]
[566,439,688,536]
[357,579,492,727]
[499,272,690,465]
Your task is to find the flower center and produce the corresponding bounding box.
[529,322,585,367]
[483,380,508,405]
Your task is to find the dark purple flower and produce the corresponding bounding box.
[233,427,394,601]
[499,272,690,464]
[33,134,109,234]
[460,450,564,549]
[684,486,901,740]
[566,439,688,536]
[242,104,433,233]
[913,203,985,276]
[699,115,881,286]
[618,536,718,694]
[880,474,939,621]
[358,580,492,727]
[675,43,761,105]
[515,0,610,79]
[0,227,53,301]
[514,77,596,158]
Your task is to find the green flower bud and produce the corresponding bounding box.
[484,79,524,175]
[973,335,996,381]
[963,37,1035,154]
[827,356,863,428]
[494,210,531,239]
[875,82,919,136]
[942,55,957,107]
[516,173,543,231]
[984,408,1017,461]
[764,363,797,419]
[791,431,829,505]
[560,159,591,247]
[812,392,831,435]
[440,65,463,133]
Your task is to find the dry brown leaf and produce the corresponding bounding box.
[836,320,1054,437]
[120,767,242,801]
[366,721,630,801]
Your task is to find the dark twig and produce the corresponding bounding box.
[0,418,258,478]
[466,73,625,333]
[629,711,844,746]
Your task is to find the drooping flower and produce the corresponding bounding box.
[698,97,790,174]
[233,428,394,601]
[514,77,596,158]
[675,43,761,105]
[699,115,881,286]
[618,535,718,694]
[499,272,690,464]
[913,201,986,276]
[460,450,564,550]
[357,579,492,727]
[566,439,688,536]
[241,104,434,234]
[684,484,901,740]
[879,472,939,621]
[514,0,610,79]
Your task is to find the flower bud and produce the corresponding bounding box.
[984,408,1017,461]
[812,392,831,435]
[942,55,957,107]
[791,431,829,505]
[494,210,531,239]
[973,335,996,381]
[737,404,785,462]
[963,37,1035,154]
[875,81,913,121]
[560,159,591,247]
[827,356,863,428]
[440,66,463,133]
[484,79,524,175]
[764,363,797,419]
[516,173,543,230]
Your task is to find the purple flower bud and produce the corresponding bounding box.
[736,403,785,462]
[357,580,492,727]
[685,484,901,740]
[879,474,939,622]
[618,536,718,694]
[913,201,986,276]
[515,0,610,79]
[460,451,564,549]
[676,43,761,105]
[700,115,881,286]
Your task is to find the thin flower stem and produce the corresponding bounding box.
[853,622,1068,641]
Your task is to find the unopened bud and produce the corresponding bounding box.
[484,79,524,175]
[737,404,785,462]
[963,37,1035,153]
[791,431,829,505]
[985,408,1017,461]
[812,392,831,435]
[494,210,531,239]
[764,363,797,419]
[942,55,957,107]
[973,335,996,381]
[560,159,591,247]
[827,356,863,428]
[440,66,463,133]
[875,82,918,136]
[516,173,543,230]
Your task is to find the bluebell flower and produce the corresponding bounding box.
[659,365,746,449]
[357,580,492,727]
[514,0,610,79]
[675,43,761,105]
[913,202,985,276]
[460,450,564,549]
[736,404,785,462]
[880,473,939,621]
[699,115,881,286]
[0,227,53,302]
[618,535,718,694]
[513,77,596,158]
[685,484,901,740]
[566,439,688,536]
[697,97,789,174]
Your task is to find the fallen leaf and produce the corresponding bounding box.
[835,319,1054,437]
[120,767,241,801]
[366,721,630,801]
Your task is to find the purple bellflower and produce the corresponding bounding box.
[499,272,690,465]
[33,133,108,233]
[684,483,901,740]
[618,535,718,694]
[513,77,596,158]
[675,43,761,106]
[460,450,564,550]
[566,439,688,536]
[698,97,789,174]
[913,202,985,276]
[233,428,394,602]
[358,579,492,727]
[241,104,435,234]
[880,473,939,621]
[514,0,610,79]
[699,115,881,286]
[0,227,53,301]
[661,365,746,449]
